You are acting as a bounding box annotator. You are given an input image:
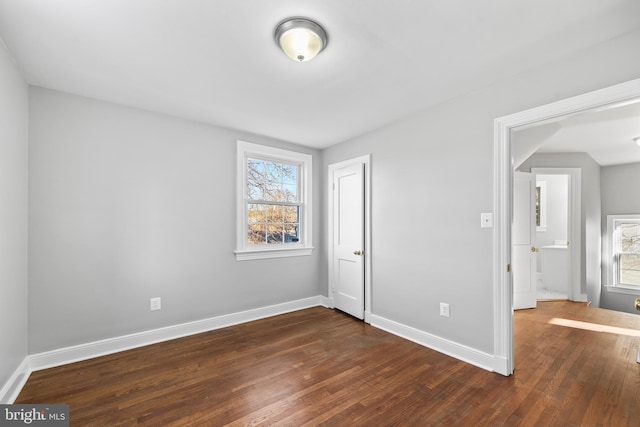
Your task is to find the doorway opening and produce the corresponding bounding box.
[534,172,570,300]
[492,78,640,376]
[526,167,585,303]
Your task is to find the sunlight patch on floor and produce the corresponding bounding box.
[549,317,640,337]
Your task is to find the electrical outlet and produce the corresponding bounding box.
[150,297,161,311]
[439,302,450,318]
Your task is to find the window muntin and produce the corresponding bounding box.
[235,141,313,260]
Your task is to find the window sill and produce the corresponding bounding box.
[234,246,314,261]
[604,285,640,296]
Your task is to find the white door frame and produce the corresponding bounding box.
[493,78,640,376]
[328,155,372,322]
[531,168,585,302]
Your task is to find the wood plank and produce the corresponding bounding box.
[16,302,640,425]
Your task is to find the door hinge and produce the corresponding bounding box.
[506,264,511,273]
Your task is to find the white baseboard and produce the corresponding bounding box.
[369,313,496,373]
[29,296,330,373]
[0,357,30,404]
[575,293,589,302]
[364,310,372,324]
[492,355,510,375]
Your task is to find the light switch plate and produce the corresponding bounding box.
[440,302,450,318]
[481,213,493,228]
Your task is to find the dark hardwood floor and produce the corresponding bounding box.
[16,301,640,426]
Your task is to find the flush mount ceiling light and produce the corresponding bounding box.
[274,17,328,62]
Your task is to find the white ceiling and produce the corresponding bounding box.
[514,99,640,166]
[1,0,639,148]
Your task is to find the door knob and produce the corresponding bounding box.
[635,297,640,311]
[354,250,363,256]
[531,246,539,253]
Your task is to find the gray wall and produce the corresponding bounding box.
[600,162,640,314]
[322,29,640,354]
[0,42,28,392]
[518,153,602,307]
[28,87,324,353]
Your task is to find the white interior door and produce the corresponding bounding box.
[513,171,537,310]
[332,163,365,319]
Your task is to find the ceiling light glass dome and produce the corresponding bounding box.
[275,18,328,62]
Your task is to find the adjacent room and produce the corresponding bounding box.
[2,1,640,424]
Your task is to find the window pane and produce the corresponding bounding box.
[267,162,277,200]
[248,157,299,203]
[265,161,280,183]
[282,164,297,184]
[267,224,284,244]
[247,185,262,200]
[620,254,640,285]
[621,223,640,252]
[248,224,266,245]
[265,162,283,203]
[248,204,266,223]
[284,224,299,243]
[535,187,541,226]
[247,159,264,176]
[283,206,299,224]
[247,159,264,200]
[267,205,283,223]
[282,183,298,202]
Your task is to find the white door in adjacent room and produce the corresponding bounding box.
[513,171,537,310]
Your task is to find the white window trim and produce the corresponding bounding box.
[605,214,640,295]
[235,140,313,261]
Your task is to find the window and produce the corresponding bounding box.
[606,215,640,293]
[535,180,547,231]
[235,141,313,260]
